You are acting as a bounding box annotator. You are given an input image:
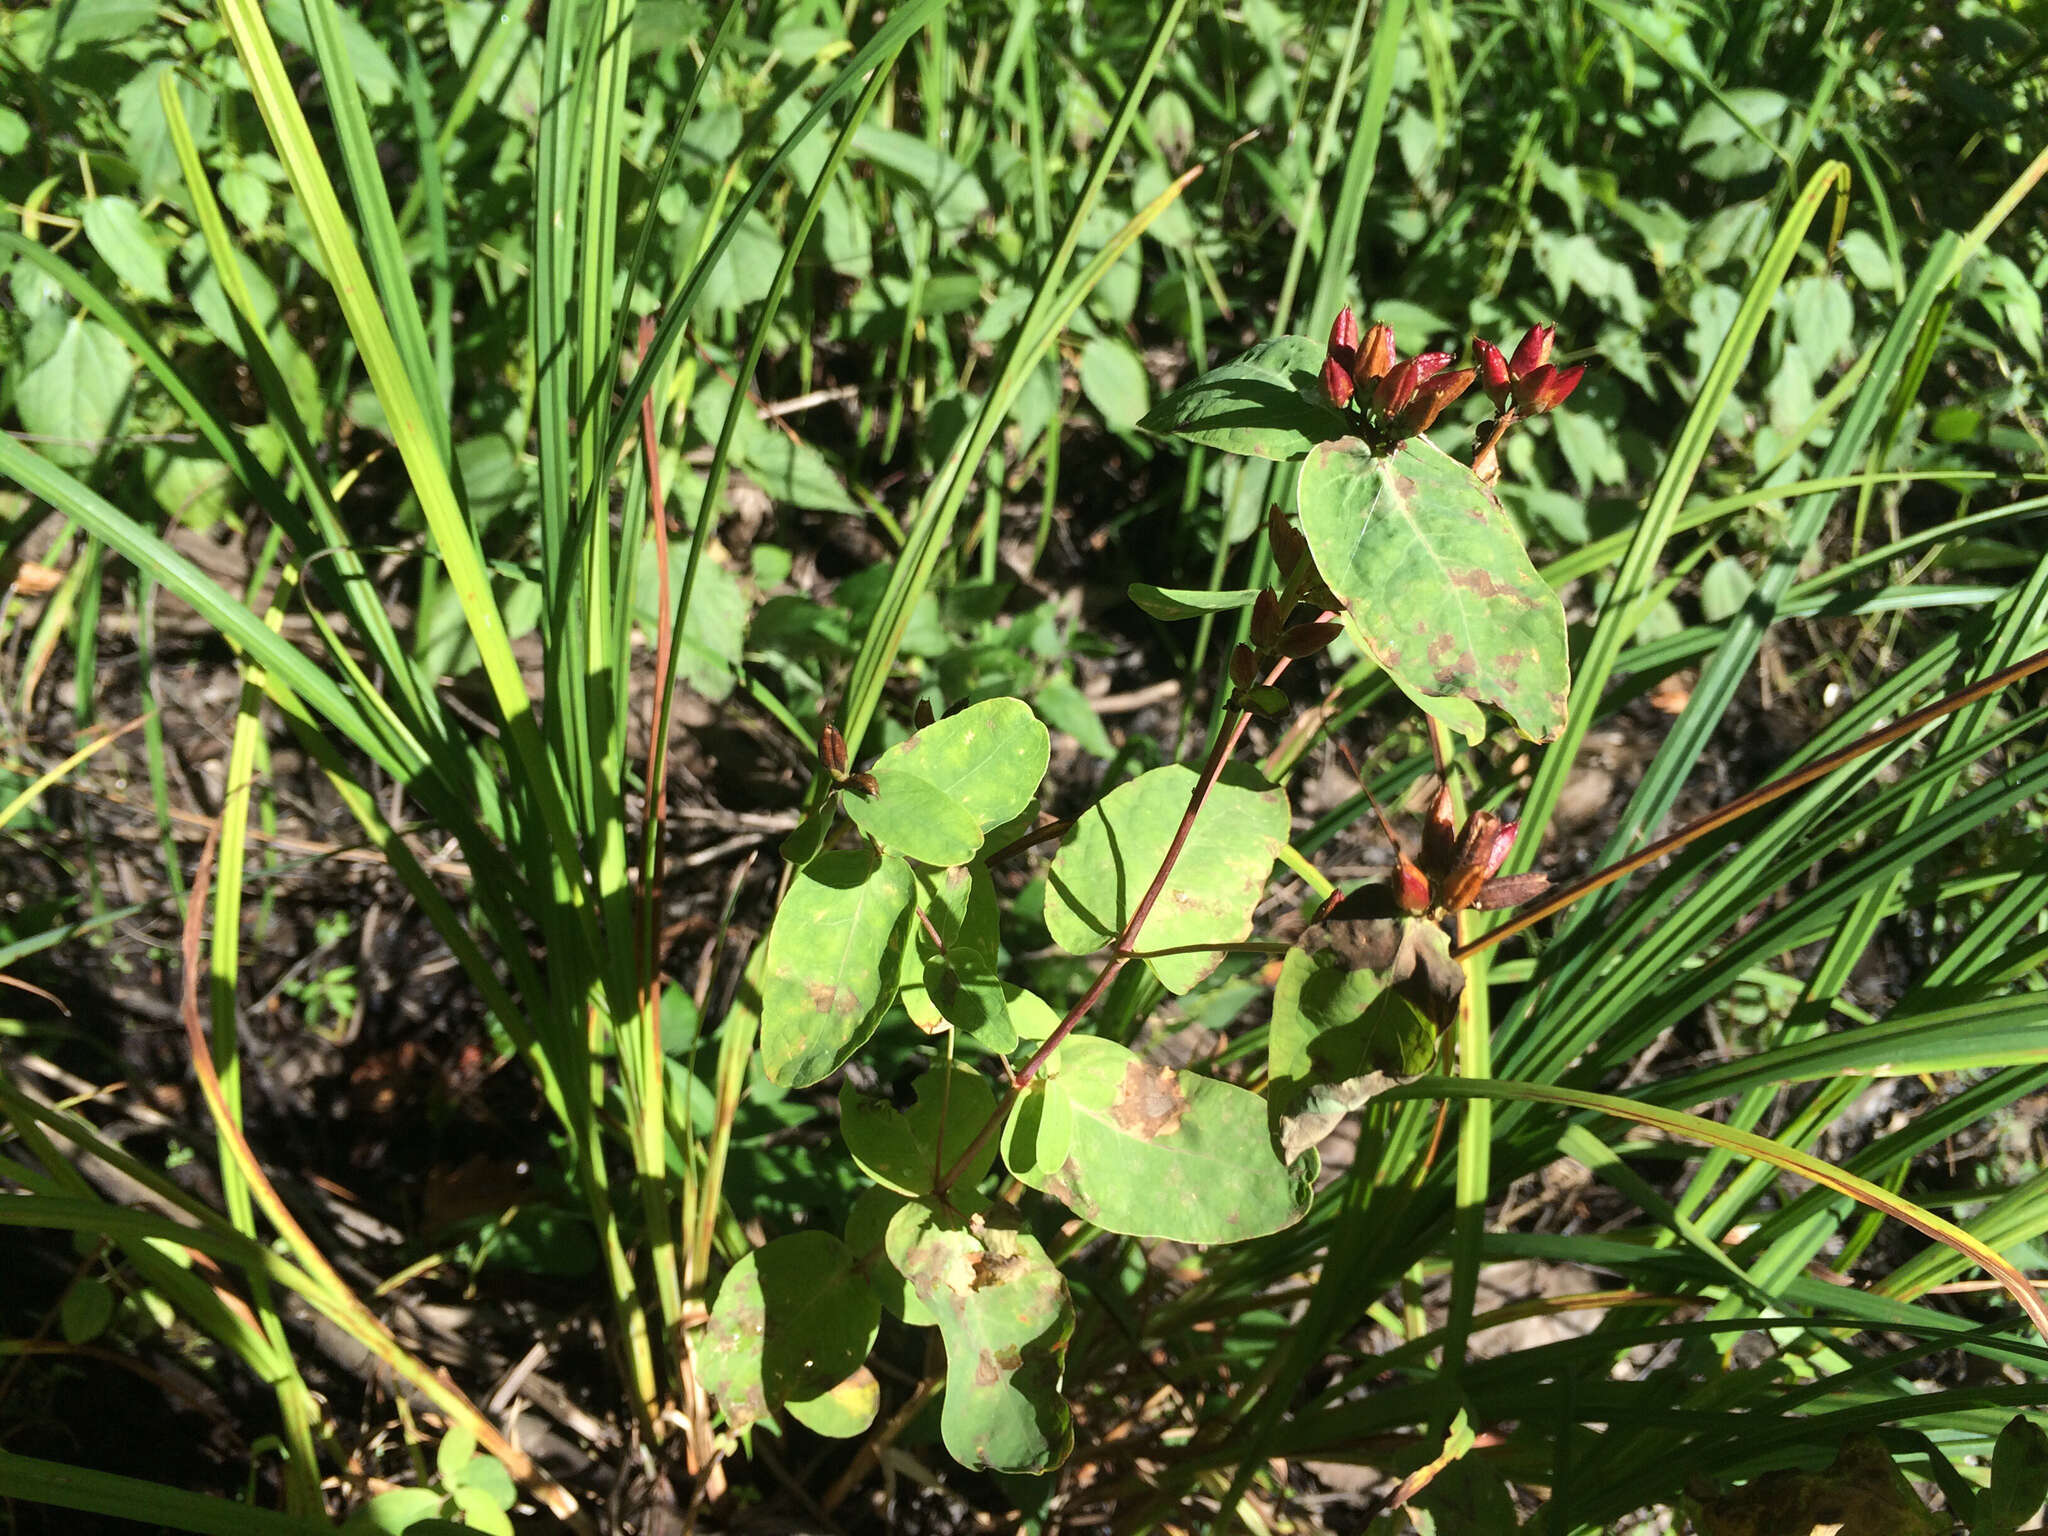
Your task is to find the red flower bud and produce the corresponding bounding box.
[1327,307,1359,374]
[1509,323,1554,377]
[1321,355,1355,409]
[1473,337,1511,410]
[1371,356,1421,419]
[1354,322,1397,386]
[1395,366,1477,435]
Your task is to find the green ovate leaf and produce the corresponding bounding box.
[842,769,984,867]
[1044,763,1288,993]
[17,315,134,469]
[839,1062,999,1197]
[844,1186,933,1326]
[885,1198,1074,1473]
[870,696,1050,836]
[785,1365,881,1439]
[925,945,1017,1053]
[1979,1415,2048,1536]
[1298,436,1570,742]
[759,851,915,1087]
[1139,335,1349,459]
[81,196,171,303]
[700,1232,880,1432]
[1128,583,1263,621]
[1268,947,1434,1161]
[899,862,999,1031]
[1004,1034,1316,1242]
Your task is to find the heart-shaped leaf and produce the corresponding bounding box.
[885,1198,1074,1473]
[1139,336,1348,460]
[872,696,1050,835]
[1298,436,1570,742]
[839,1063,999,1197]
[1044,763,1288,993]
[1004,1034,1316,1242]
[760,851,915,1086]
[785,1365,881,1439]
[842,768,984,867]
[700,1232,879,1430]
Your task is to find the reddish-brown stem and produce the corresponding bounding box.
[1456,639,2048,960]
[934,647,1296,1197]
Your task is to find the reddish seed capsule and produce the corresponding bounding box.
[912,699,936,730]
[1473,337,1512,410]
[820,722,849,779]
[1510,363,1556,414]
[1229,644,1259,689]
[1470,871,1551,911]
[1484,819,1519,879]
[1372,356,1421,419]
[1527,363,1586,414]
[848,771,880,798]
[1396,366,1478,436]
[1354,322,1397,386]
[1328,306,1360,374]
[1509,323,1554,377]
[1396,852,1432,915]
[1409,351,1456,384]
[1321,355,1355,409]
[1422,783,1458,877]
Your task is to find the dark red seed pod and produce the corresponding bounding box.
[1527,363,1586,414]
[912,699,936,731]
[1372,356,1422,420]
[848,771,880,798]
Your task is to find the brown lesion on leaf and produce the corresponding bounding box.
[806,981,857,1015]
[1109,1059,1188,1139]
[1448,565,1534,605]
[975,1349,1003,1386]
[970,1249,1025,1289]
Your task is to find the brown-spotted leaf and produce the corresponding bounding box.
[759,851,915,1086]
[1004,1034,1314,1243]
[699,1232,879,1431]
[884,1199,1073,1474]
[1298,436,1569,742]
